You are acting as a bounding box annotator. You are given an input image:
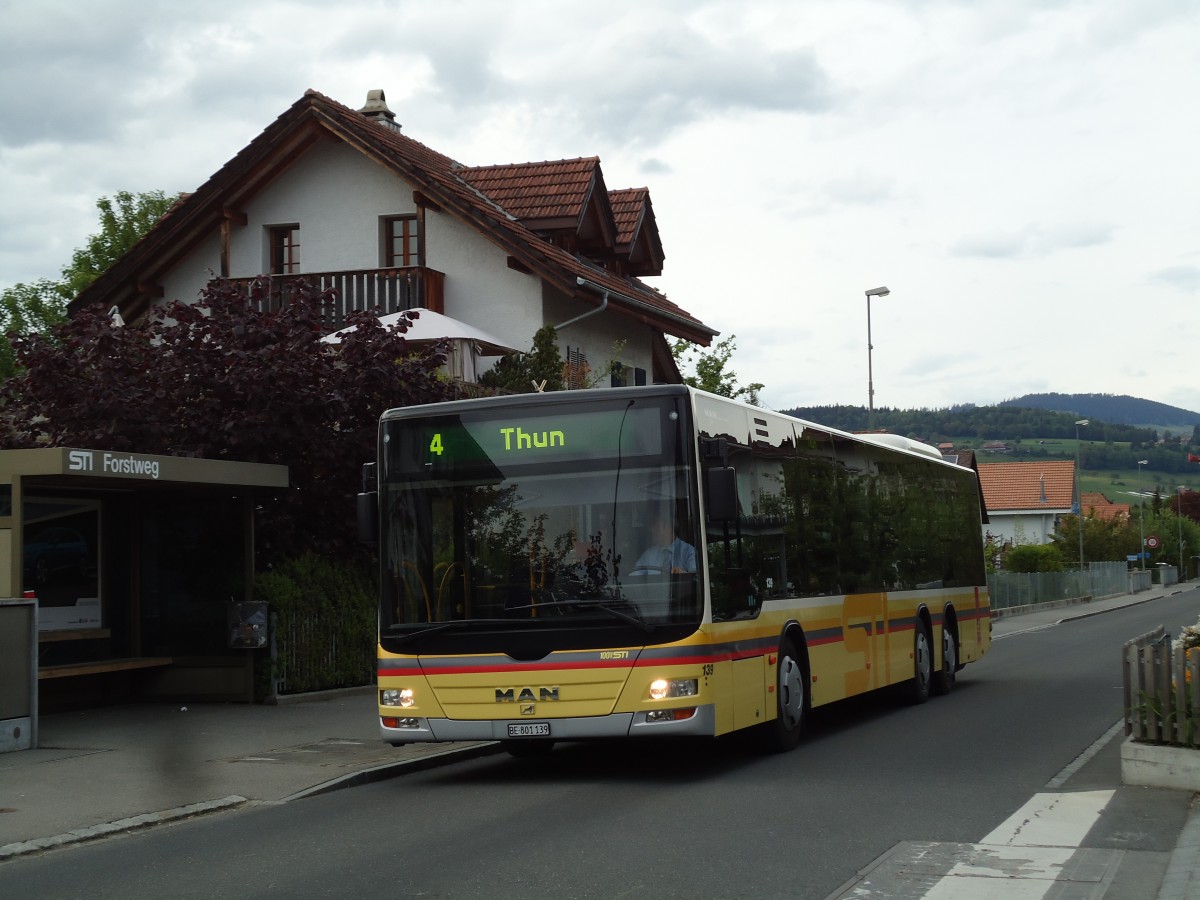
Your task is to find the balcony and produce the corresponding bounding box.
[225,266,445,329]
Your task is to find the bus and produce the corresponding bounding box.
[360,385,990,755]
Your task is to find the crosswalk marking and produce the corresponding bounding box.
[981,791,1114,847]
[825,791,1118,899]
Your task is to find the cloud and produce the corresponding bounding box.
[1149,266,1200,293]
[950,222,1114,259]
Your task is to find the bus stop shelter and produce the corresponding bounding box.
[0,447,288,728]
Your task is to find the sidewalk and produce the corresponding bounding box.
[2,584,1197,899]
[0,688,498,858]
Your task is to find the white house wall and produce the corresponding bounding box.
[160,232,223,308]
[542,289,657,385]
[424,208,542,353]
[983,511,1063,547]
[236,142,409,274]
[151,138,666,382]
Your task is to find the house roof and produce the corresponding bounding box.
[1081,491,1131,521]
[977,460,1076,512]
[608,187,664,276]
[458,158,605,226]
[69,90,715,344]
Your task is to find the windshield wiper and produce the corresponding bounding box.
[503,597,654,633]
[387,619,512,646]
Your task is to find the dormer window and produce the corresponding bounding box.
[384,215,421,267]
[268,225,300,274]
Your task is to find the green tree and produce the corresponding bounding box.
[1052,513,1140,566]
[61,190,181,298]
[0,190,180,380]
[671,335,763,405]
[0,279,66,379]
[479,324,566,393]
[0,278,454,561]
[1005,543,1064,573]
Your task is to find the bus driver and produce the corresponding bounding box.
[631,513,696,575]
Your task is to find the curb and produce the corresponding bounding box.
[284,741,502,801]
[0,796,247,862]
[1158,794,1200,900]
[0,742,502,862]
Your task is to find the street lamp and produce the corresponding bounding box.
[1137,459,1149,570]
[864,286,890,430]
[1178,485,1187,581]
[1075,419,1088,573]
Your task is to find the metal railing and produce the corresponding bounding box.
[987,561,1131,611]
[226,266,446,329]
[1123,626,1200,747]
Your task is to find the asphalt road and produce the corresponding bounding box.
[3,589,1198,899]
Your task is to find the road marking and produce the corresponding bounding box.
[825,791,1117,899]
[981,790,1114,847]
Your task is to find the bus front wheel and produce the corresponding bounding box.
[763,636,808,752]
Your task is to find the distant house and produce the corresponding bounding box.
[977,460,1076,546]
[981,441,1011,453]
[1081,492,1131,522]
[69,89,718,387]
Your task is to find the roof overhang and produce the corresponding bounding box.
[0,448,289,490]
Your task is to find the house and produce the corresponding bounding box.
[1081,492,1131,522]
[69,89,718,386]
[977,460,1076,547]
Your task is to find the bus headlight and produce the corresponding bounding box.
[648,678,698,701]
[381,688,415,708]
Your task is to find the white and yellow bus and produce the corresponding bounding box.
[362,385,989,755]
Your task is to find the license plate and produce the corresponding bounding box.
[507,722,550,738]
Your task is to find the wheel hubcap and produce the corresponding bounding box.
[916,632,931,689]
[779,655,805,729]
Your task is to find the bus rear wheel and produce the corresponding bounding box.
[762,636,808,752]
[908,620,932,705]
[932,625,957,696]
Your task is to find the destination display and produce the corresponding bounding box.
[386,404,669,476]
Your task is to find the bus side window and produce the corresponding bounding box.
[705,442,770,620]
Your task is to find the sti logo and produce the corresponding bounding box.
[68,450,95,472]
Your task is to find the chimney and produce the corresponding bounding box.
[358,89,401,132]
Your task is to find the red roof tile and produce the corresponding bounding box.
[978,461,1076,511]
[1081,492,1130,521]
[458,158,599,223]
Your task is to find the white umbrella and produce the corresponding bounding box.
[321,307,516,356]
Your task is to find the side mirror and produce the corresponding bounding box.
[357,492,378,543]
[705,467,738,522]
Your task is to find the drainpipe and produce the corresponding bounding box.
[555,277,609,331]
[569,276,720,341]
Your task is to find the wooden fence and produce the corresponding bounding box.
[1123,625,1200,747]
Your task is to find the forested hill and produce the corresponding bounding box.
[780,404,1165,443]
[997,393,1200,427]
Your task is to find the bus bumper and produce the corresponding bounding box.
[380,703,717,745]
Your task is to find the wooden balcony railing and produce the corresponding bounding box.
[224,266,445,329]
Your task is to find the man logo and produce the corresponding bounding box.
[495,687,560,703]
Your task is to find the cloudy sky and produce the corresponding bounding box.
[2,0,1197,413]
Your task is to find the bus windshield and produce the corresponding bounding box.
[377,393,701,651]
